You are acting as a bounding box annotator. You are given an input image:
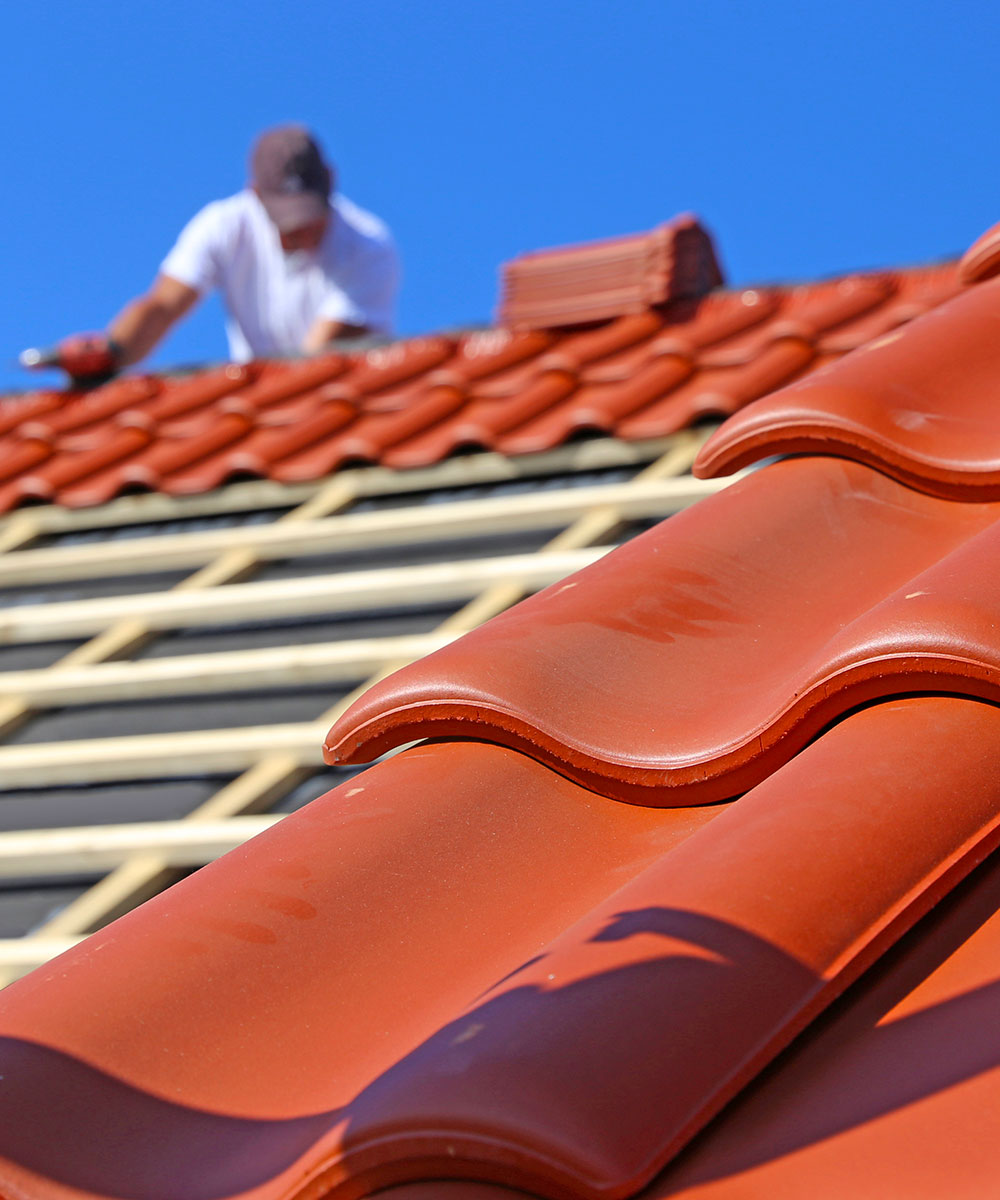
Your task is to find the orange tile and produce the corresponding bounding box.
[312,697,1000,1199]
[4,699,1000,1198]
[0,260,965,512]
[642,742,1000,1198]
[696,274,1000,499]
[326,455,1000,803]
[0,741,720,1200]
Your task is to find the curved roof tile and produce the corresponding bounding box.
[2,698,998,1198]
[325,454,1000,802]
[1,231,996,1200]
[695,274,1000,497]
[0,263,961,512]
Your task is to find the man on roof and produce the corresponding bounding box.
[36,125,400,383]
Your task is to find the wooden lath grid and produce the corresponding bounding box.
[0,428,729,983]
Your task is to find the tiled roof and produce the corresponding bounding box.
[1,222,999,1199]
[0,259,960,512]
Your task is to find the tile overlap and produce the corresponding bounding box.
[2,236,999,1199]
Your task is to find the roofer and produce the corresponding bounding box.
[26,125,400,383]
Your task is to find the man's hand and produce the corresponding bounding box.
[22,275,202,389]
[55,333,122,384]
[19,332,122,386]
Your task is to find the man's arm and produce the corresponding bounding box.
[108,274,201,367]
[305,224,400,352]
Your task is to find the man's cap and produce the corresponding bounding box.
[250,125,335,232]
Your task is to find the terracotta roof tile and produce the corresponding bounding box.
[0,741,722,1199]
[313,696,1000,1200]
[324,452,1000,803]
[643,706,1000,1196]
[0,261,962,513]
[959,217,1000,284]
[2,698,998,1198]
[696,273,1000,498]
[1,225,997,1200]
[497,215,724,328]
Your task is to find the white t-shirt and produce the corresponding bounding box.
[160,190,400,361]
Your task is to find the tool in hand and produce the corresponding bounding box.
[19,333,121,386]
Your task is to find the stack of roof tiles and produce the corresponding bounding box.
[1,221,1000,1199]
[497,215,725,328]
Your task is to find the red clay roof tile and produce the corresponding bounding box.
[643,705,1000,1198]
[0,261,962,512]
[499,356,695,456]
[311,697,1000,1200]
[0,741,722,1199]
[324,454,1000,803]
[285,382,465,478]
[16,376,160,439]
[141,363,253,421]
[696,274,1000,499]
[206,394,358,480]
[3,698,999,1198]
[497,216,724,329]
[0,418,155,508]
[959,218,1000,284]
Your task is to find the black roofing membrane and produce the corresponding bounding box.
[274,764,374,812]
[0,883,93,938]
[36,506,289,548]
[0,777,230,831]
[254,526,563,581]
[5,685,345,745]
[0,640,81,672]
[347,463,637,512]
[0,569,192,607]
[138,603,460,658]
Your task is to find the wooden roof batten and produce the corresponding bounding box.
[0,426,719,985]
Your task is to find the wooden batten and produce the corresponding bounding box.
[0,816,281,879]
[0,426,714,982]
[0,475,734,586]
[0,548,607,644]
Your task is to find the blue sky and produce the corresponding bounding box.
[2,0,996,391]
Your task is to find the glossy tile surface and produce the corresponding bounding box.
[4,699,1000,1199]
[0,740,720,1200]
[696,274,1000,498]
[326,455,1000,803]
[642,740,1000,1198]
[0,262,959,511]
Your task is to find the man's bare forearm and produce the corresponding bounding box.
[108,297,178,366]
[107,275,201,367]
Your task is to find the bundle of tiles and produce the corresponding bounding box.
[497,213,725,328]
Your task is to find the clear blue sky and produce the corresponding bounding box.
[2,0,996,391]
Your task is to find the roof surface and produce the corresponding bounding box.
[0,220,998,1199]
[0,258,960,512]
